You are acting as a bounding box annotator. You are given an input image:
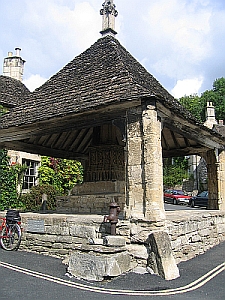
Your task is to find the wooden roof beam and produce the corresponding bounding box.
[1,141,88,160]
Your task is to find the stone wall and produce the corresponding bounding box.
[1,210,224,265]
[56,181,125,216]
[166,210,225,263]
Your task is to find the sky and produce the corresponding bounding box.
[0,0,225,98]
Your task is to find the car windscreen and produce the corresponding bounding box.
[173,191,184,195]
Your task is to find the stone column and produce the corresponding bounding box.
[217,150,225,211]
[203,150,219,209]
[142,100,165,222]
[125,100,165,223]
[126,107,145,219]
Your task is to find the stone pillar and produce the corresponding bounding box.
[203,150,219,209]
[142,100,165,222]
[125,100,165,223]
[126,107,144,219]
[217,150,225,211]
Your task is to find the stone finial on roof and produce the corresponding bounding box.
[100,0,118,37]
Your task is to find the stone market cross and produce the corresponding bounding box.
[1,0,225,222]
[1,0,225,281]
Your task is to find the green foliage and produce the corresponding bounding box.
[38,156,83,194]
[20,184,59,211]
[163,157,189,188]
[201,78,225,122]
[0,105,8,116]
[179,94,206,122]
[0,150,26,210]
[179,77,225,123]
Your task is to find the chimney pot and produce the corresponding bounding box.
[15,47,21,57]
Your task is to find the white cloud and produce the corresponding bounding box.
[17,0,101,80]
[141,0,213,80]
[23,74,47,91]
[171,77,203,98]
[1,0,225,97]
[22,0,100,52]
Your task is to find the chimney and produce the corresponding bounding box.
[204,101,217,129]
[3,47,26,82]
[100,0,118,37]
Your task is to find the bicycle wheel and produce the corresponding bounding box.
[0,223,22,251]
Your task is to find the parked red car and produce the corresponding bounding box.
[164,189,191,205]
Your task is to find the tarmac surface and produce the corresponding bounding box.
[0,240,224,299]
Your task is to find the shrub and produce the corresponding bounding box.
[20,184,59,211]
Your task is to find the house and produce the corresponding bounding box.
[0,48,41,192]
[185,102,225,193]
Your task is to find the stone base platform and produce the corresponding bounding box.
[0,210,224,280]
[56,181,125,215]
[68,240,134,281]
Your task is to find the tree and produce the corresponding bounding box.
[179,94,205,122]
[163,157,189,188]
[179,78,225,123]
[201,78,225,122]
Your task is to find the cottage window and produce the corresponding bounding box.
[22,159,39,190]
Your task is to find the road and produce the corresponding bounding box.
[164,202,206,211]
[0,240,224,300]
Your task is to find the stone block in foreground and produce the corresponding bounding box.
[147,231,180,280]
[68,250,132,281]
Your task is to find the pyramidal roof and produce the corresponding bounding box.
[0,75,30,108]
[0,35,193,129]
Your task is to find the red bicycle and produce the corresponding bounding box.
[0,210,22,251]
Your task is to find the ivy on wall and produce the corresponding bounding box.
[0,149,26,210]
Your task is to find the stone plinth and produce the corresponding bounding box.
[56,181,125,215]
[68,247,133,281]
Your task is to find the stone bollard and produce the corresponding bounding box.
[147,231,180,280]
[41,193,47,211]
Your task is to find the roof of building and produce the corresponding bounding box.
[0,35,204,129]
[0,75,30,108]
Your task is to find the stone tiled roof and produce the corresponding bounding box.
[0,35,200,129]
[0,75,30,108]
